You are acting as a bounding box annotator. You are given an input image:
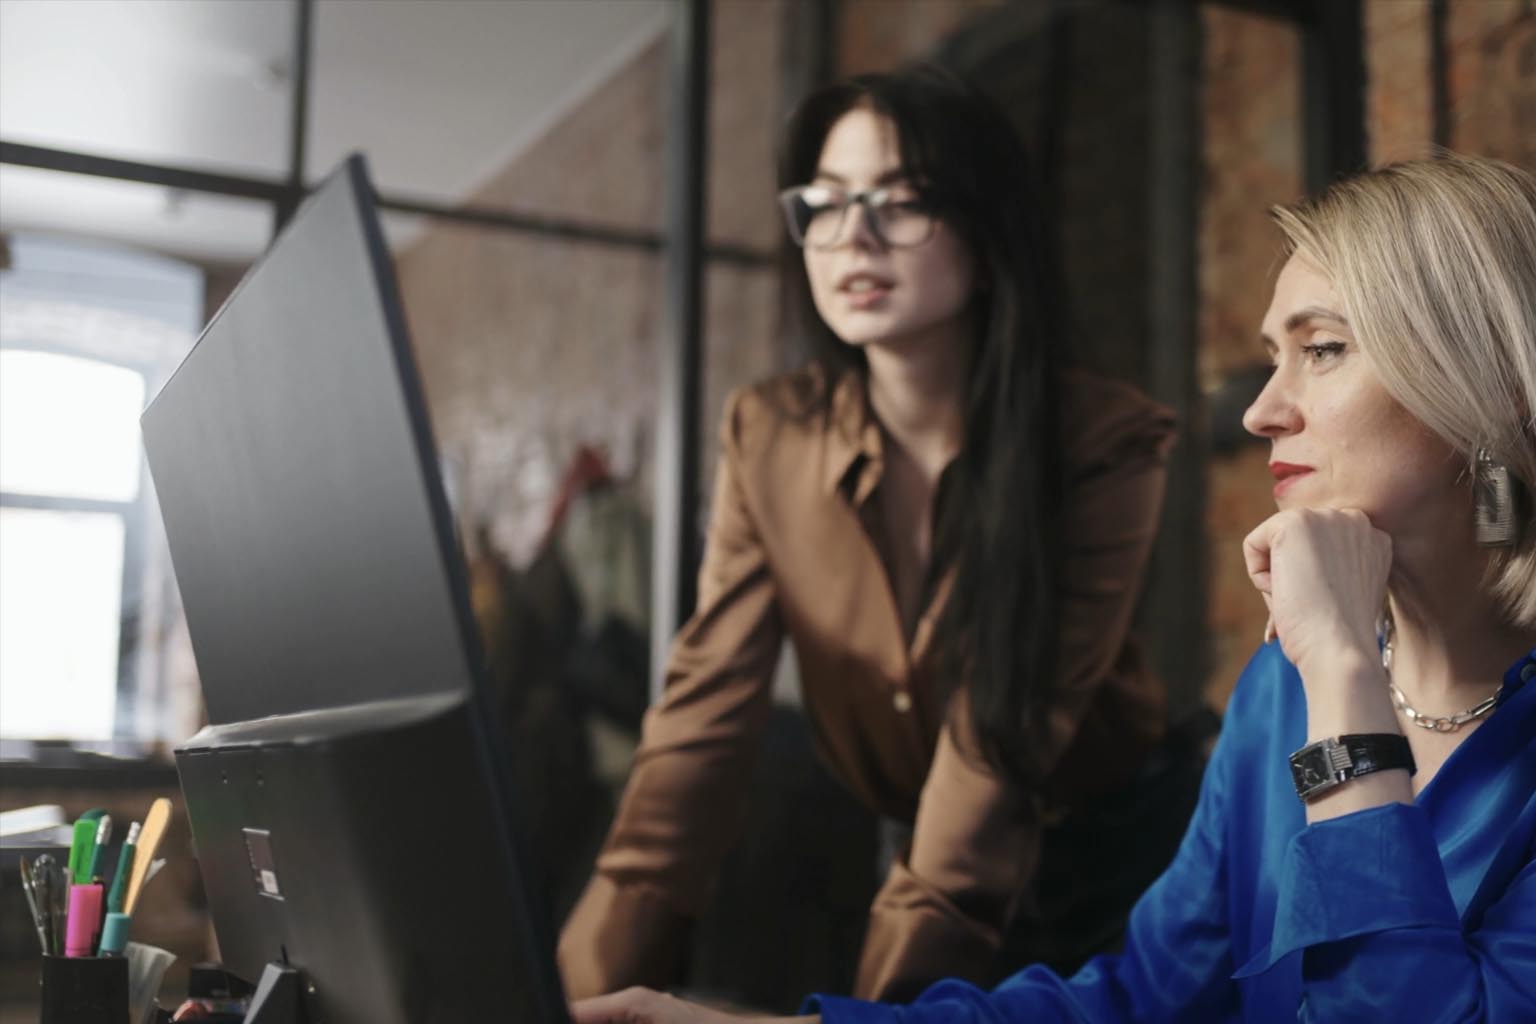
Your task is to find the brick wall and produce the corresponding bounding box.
[837,0,1002,74]
[1445,1,1536,166]
[1366,0,1433,163]
[1368,1,1536,171]
[1199,6,1302,708]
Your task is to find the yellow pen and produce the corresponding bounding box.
[123,798,171,917]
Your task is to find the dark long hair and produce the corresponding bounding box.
[778,65,1065,790]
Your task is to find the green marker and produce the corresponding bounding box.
[67,819,97,885]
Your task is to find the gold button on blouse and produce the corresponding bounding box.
[892,690,913,713]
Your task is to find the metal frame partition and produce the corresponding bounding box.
[0,0,751,723]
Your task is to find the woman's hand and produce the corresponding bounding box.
[569,987,817,1024]
[1244,507,1411,819]
[1242,508,1391,678]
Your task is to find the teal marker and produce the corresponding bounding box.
[106,822,139,914]
[85,815,113,881]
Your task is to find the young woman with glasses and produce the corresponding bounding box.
[570,153,1536,1024]
[559,65,1185,1001]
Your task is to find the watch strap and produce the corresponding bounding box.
[1337,732,1415,777]
[1289,732,1416,803]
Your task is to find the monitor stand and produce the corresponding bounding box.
[243,962,308,1024]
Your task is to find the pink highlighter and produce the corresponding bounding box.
[64,884,104,957]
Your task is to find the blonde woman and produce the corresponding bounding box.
[573,153,1536,1023]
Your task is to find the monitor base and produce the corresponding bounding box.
[244,962,308,1024]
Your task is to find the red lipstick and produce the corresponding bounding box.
[1269,461,1313,498]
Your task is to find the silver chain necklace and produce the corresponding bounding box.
[1381,613,1500,733]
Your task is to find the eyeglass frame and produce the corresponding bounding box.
[776,183,942,250]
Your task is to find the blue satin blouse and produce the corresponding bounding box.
[807,641,1536,1023]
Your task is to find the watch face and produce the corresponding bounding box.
[1289,744,1341,800]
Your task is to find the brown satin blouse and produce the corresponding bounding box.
[558,366,1175,1000]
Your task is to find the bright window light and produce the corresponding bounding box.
[0,349,146,502]
[0,507,125,740]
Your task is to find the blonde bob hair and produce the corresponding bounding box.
[1271,152,1536,628]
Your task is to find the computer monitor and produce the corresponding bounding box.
[142,157,569,1023]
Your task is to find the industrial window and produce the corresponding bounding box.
[0,233,202,747]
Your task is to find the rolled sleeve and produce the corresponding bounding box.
[855,713,1036,999]
[1235,803,1459,978]
[1236,800,1536,1021]
[803,993,906,1023]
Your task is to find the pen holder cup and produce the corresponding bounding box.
[40,954,129,1024]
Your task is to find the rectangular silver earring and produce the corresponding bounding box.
[1474,446,1517,548]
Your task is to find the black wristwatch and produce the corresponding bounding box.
[1289,733,1416,803]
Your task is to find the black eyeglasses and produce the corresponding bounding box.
[777,184,939,250]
